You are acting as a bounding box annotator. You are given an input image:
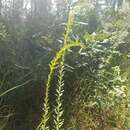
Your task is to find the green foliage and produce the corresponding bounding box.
[0,1,129,130]
[66,30,129,130]
[0,23,7,41]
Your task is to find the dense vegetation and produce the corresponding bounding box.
[0,0,130,130]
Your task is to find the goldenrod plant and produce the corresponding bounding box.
[53,10,75,130]
[36,6,84,130]
[53,60,64,130]
[36,43,83,130]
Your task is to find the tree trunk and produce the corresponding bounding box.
[0,0,2,16]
